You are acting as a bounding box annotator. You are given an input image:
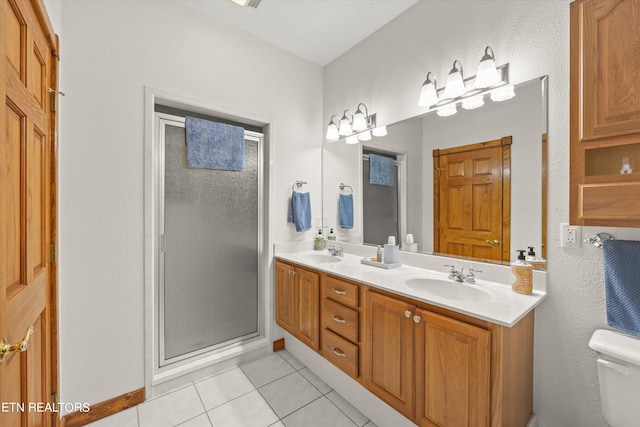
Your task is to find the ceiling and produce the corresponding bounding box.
[179,0,419,66]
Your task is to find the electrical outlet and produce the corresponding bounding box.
[561,223,582,248]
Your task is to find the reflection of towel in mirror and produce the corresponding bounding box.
[369,153,394,186]
[604,239,640,337]
[339,193,354,229]
[288,192,312,232]
[185,116,244,171]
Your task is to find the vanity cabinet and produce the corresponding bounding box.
[275,260,320,351]
[363,291,490,425]
[570,0,640,226]
[320,275,362,379]
[275,259,535,426]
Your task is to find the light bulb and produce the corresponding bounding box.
[443,61,466,99]
[338,113,352,136]
[418,73,438,107]
[436,104,457,117]
[475,47,500,88]
[372,126,387,137]
[325,122,339,141]
[357,130,372,141]
[345,135,359,145]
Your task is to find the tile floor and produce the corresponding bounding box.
[86,350,378,427]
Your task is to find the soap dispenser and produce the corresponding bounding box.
[327,228,336,241]
[314,229,325,251]
[525,246,547,270]
[511,250,533,295]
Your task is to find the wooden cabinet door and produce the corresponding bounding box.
[1,0,58,426]
[414,309,490,427]
[578,0,640,141]
[363,292,415,419]
[275,261,296,334]
[295,268,320,351]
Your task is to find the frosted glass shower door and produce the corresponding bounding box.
[159,117,261,365]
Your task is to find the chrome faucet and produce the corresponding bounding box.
[444,265,482,283]
[327,246,344,257]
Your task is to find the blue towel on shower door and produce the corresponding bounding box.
[603,239,640,337]
[185,116,245,171]
[369,153,394,186]
[339,193,354,229]
[288,192,312,232]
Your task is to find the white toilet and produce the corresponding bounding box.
[589,329,640,427]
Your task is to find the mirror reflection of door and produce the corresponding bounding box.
[363,150,400,246]
[433,137,512,263]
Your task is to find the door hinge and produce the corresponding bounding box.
[50,244,56,263]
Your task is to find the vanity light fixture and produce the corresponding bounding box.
[475,46,500,88]
[490,85,515,102]
[436,104,457,117]
[325,115,340,142]
[443,60,466,99]
[325,103,382,143]
[338,110,354,136]
[418,72,439,108]
[461,95,485,110]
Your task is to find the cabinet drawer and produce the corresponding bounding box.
[323,276,359,308]
[321,329,359,379]
[322,298,359,343]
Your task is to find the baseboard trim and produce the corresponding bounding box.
[273,338,285,352]
[61,387,145,427]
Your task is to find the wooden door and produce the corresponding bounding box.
[1,0,59,426]
[414,309,490,427]
[363,291,415,419]
[295,268,320,351]
[434,137,511,263]
[275,261,296,334]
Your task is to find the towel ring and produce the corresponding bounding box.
[339,183,353,193]
[585,233,615,249]
[292,180,307,192]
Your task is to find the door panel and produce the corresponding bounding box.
[1,0,57,425]
[434,138,511,263]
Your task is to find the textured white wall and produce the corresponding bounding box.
[57,0,322,408]
[323,1,640,426]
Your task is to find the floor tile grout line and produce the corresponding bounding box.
[191,379,214,427]
[274,395,326,423]
[325,392,369,427]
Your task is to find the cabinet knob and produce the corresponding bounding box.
[413,315,422,323]
[405,310,412,318]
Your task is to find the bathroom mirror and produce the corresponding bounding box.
[322,76,548,265]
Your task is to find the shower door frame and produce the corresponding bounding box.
[155,113,264,368]
[144,86,273,398]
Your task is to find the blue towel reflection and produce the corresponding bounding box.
[604,239,640,337]
[369,153,394,186]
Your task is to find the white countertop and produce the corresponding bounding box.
[276,249,546,327]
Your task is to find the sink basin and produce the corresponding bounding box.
[404,278,492,302]
[298,253,342,264]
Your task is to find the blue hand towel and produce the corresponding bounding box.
[288,192,312,232]
[339,193,354,229]
[185,116,244,171]
[369,153,394,186]
[603,239,640,337]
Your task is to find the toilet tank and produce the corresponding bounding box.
[589,329,640,427]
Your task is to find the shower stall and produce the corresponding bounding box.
[145,98,269,395]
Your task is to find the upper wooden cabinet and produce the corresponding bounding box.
[570,0,640,226]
